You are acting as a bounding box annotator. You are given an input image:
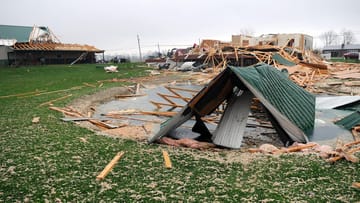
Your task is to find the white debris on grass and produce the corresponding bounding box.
[104,65,118,73]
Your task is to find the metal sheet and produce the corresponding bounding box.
[316,96,360,109]
[212,91,253,149]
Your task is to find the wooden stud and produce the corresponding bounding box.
[162,150,172,169]
[96,152,125,181]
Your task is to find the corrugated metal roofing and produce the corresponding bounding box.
[0,25,33,42]
[230,64,315,135]
[148,64,316,145]
[272,53,296,66]
[335,111,360,130]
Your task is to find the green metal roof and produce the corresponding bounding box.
[0,25,33,42]
[272,53,296,66]
[335,111,360,130]
[230,64,315,135]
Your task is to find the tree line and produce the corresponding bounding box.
[321,29,356,46]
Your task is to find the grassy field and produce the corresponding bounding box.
[0,63,359,202]
[329,57,360,63]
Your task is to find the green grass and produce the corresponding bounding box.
[329,57,360,63]
[0,64,360,202]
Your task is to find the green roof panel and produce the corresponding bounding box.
[0,25,33,42]
[272,53,296,66]
[335,111,360,130]
[230,64,315,135]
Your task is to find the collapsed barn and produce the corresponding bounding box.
[0,24,103,66]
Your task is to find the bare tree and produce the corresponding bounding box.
[320,30,338,46]
[240,27,255,36]
[341,29,355,45]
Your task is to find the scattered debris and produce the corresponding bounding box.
[50,106,119,129]
[248,140,360,163]
[79,137,88,143]
[96,151,124,181]
[158,137,216,149]
[104,65,118,73]
[32,117,40,124]
[148,64,315,148]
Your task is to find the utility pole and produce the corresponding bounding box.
[137,34,142,62]
[157,42,161,56]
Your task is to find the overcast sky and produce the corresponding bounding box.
[2,0,360,55]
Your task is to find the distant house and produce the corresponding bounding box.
[322,44,360,58]
[0,24,104,66]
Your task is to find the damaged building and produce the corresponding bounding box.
[0,24,103,66]
[168,33,316,69]
[231,33,313,51]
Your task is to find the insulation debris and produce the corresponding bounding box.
[249,140,360,163]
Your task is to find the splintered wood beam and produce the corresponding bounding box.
[96,152,125,181]
[162,150,172,169]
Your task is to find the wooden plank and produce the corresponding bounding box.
[61,117,93,121]
[96,152,124,181]
[39,94,72,107]
[83,82,96,88]
[157,93,177,105]
[158,93,191,101]
[49,106,83,117]
[164,86,191,102]
[0,90,45,99]
[20,86,85,98]
[115,94,146,98]
[104,114,163,123]
[162,150,172,169]
[150,101,183,108]
[139,111,177,117]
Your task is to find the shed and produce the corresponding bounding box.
[0,24,103,66]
